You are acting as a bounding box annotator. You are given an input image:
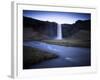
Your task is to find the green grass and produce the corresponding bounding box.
[23,46,58,69]
[42,30,90,48]
[42,39,90,48]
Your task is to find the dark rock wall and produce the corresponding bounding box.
[23,16,57,40]
[62,20,90,38]
[23,16,90,40]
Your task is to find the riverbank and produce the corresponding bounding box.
[23,41,90,69]
[42,39,90,48]
[23,46,58,69]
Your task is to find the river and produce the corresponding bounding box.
[23,41,90,69]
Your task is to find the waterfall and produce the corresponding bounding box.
[56,24,62,40]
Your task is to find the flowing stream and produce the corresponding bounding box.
[23,41,90,68]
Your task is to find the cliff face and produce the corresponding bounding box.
[62,20,90,39]
[23,16,90,41]
[23,16,57,40]
[62,24,78,38]
[74,20,90,30]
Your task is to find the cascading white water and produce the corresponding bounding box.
[56,24,62,40]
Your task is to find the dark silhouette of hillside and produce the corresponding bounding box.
[62,20,90,38]
[23,16,90,41]
[74,20,90,30]
[23,16,57,40]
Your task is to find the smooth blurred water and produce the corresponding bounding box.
[56,24,62,40]
[23,41,90,69]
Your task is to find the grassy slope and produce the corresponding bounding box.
[69,30,90,40]
[23,46,58,69]
[43,30,90,48]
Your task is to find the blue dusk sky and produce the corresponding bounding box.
[23,10,91,24]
